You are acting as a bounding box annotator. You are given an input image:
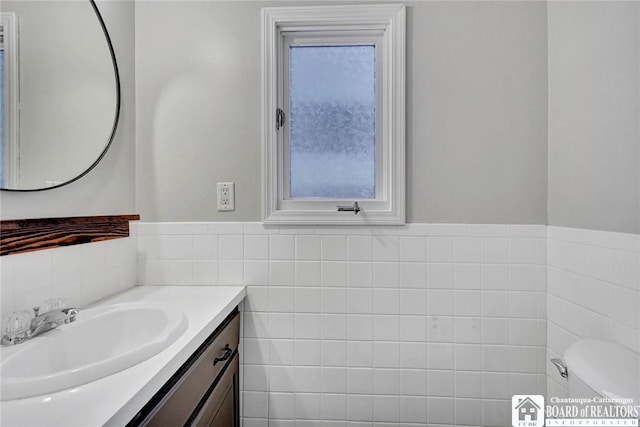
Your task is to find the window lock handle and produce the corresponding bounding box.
[276,108,285,130]
[337,201,360,214]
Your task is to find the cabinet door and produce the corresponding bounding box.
[192,353,239,427]
[136,312,240,427]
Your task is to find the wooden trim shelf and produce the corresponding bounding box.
[0,214,140,256]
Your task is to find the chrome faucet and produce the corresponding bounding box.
[1,306,78,346]
[29,307,78,338]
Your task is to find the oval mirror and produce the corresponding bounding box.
[0,0,119,191]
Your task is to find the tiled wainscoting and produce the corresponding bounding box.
[137,223,547,427]
[546,226,640,399]
[0,232,138,318]
[3,222,637,426]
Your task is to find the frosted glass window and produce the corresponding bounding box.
[289,45,376,199]
[262,5,405,224]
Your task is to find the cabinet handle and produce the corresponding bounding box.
[213,344,233,366]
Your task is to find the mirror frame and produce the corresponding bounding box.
[1,0,121,192]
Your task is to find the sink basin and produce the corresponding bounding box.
[1,302,188,400]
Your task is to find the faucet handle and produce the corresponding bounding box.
[3,310,32,337]
[33,307,40,317]
[41,298,66,313]
[4,311,32,334]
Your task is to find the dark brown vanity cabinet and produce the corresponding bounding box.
[192,353,239,427]
[128,308,240,427]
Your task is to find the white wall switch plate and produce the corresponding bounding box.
[217,182,235,211]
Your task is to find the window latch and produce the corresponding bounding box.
[337,201,361,215]
[276,108,285,130]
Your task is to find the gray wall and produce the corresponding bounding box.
[135,1,549,224]
[0,1,136,219]
[548,1,640,234]
[3,1,638,235]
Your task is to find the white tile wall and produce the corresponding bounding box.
[0,232,138,328]
[18,221,640,425]
[546,226,640,400]
[137,222,547,427]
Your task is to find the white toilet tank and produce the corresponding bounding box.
[564,339,639,404]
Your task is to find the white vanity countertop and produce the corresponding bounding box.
[1,285,246,427]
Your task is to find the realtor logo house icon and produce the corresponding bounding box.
[512,395,544,427]
[517,397,540,421]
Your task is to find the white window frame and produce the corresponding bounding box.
[0,12,19,188]
[262,4,406,225]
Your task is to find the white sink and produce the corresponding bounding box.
[1,302,188,401]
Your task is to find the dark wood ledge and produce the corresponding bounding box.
[0,214,140,256]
